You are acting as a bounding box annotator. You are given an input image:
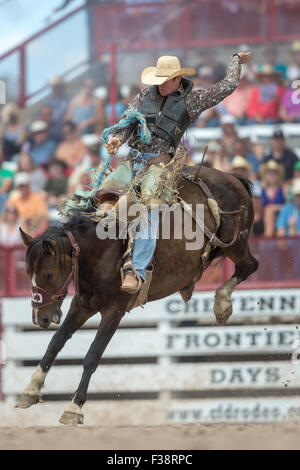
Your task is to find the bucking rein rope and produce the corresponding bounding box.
[62,107,151,214]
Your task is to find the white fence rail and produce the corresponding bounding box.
[1,289,300,425]
[3,361,300,395]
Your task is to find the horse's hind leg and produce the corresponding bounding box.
[214,242,259,325]
[16,296,95,409]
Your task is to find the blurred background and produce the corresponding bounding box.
[1,0,300,428]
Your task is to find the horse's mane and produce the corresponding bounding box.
[62,213,98,233]
[26,214,97,274]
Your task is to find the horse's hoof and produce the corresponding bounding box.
[215,310,232,325]
[59,401,84,425]
[214,304,233,324]
[59,411,84,426]
[15,393,42,409]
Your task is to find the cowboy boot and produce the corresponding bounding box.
[121,272,141,294]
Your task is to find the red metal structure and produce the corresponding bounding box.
[0,0,300,108]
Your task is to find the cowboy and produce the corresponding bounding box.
[102,51,252,293]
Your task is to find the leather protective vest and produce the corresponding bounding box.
[141,77,193,149]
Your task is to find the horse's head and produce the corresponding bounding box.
[20,227,72,329]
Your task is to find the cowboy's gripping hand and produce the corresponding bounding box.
[105,137,121,154]
[238,52,253,64]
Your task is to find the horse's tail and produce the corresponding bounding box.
[230,173,253,197]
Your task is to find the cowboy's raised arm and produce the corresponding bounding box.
[188,52,253,123]
[105,88,150,154]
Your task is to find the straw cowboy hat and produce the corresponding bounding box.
[14,172,30,188]
[50,76,65,86]
[141,56,196,85]
[255,63,281,79]
[30,120,48,133]
[81,134,100,150]
[291,41,300,53]
[230,155,251,172]
[259,159,285,181]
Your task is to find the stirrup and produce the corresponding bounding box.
[120,261,142,294]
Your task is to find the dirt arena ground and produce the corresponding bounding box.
[1,423,300,450]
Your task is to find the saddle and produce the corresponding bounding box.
[94,188,126,208]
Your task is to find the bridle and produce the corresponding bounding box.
[31,231,80,309]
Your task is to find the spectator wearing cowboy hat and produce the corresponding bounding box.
[8,172,48,237]
[276,178,300,236]
[28,120,57,167]
[219,114,238,158]
[44,76,70,136]
[260,159,285,207]
[230,155,251,179]
[260,159,285,237]
[262,45,287,81]
[263,129,298,181]
[246,64,284,124]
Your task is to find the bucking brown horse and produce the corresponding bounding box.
[16,164,258,425]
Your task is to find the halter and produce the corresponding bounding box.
[31,231,80,309]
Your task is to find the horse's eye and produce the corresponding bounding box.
[45,273,53,280]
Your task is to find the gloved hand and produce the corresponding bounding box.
[238,52,253,64]
[105,136,121,154]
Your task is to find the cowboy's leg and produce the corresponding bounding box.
[140,163,175,207]
[96,160,132,216]
[131,206,160,281]
[125,164,174,283]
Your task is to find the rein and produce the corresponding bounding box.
[31,231,80,309]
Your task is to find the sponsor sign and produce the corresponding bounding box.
[2,289,300,326]
[168,397,300,423]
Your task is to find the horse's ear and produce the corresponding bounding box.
[19,227,34,247]
[42,239,56,254]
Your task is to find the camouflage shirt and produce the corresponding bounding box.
[112,55,242,155]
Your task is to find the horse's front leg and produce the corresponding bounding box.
[16,296,95,409]
[59,305,125,425]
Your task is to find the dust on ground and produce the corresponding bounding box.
[1,423,300,450]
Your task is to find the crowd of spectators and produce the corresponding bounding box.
[198,126,300,238]
[1,41,300,244]
[195,42,300,127]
